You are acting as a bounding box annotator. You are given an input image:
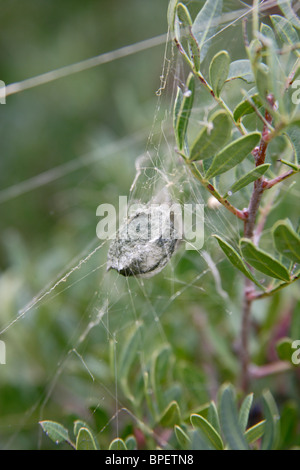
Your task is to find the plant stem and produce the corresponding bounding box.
[240,98,274,391]
[262,169,297,189]
[174,38,247,135]
[247,271,300,301]
[249,361,292,379]
[253,186,280,245]
[241,278,253,392]
[187,161,248,220]
[194,70,247,135]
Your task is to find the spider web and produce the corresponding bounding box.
[0,0,293,450]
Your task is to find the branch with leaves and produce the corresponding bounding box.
[170,0,300,392]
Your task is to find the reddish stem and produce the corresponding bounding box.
[263,169,296,189]
[240,95,275,392]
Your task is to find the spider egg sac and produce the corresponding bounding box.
[107,205,180,278]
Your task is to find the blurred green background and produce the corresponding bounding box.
[0,0,172,449]
[0,0,300,450]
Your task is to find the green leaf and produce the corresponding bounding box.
[178,363,208,404]
[279,159,299,171]
[119,323,142,402]
[276,337,294,362]
[255,63,270,103]
[260,22,278,46]
[285,122,300,165]
[174,425,191,447]
[119,323,142,377]
[271,15,299,50]
[279,401,298,449]
[278,0,300,29]
[213,235,263,288]
[175,73,195,150]
[239,393,253,432]
[188,33,201,72]
[205,132,261,179]
[247,38,262,62]
[109,438,127,450]
[190,414,224,450]
[244,420,266,444]
[209,50,230,97]
[175,3,200,71]
[226,60,255,83]
[167,0,179,32]
[240,238,291,282]
[151,345,172,411]
[176,2,192,26]
[73,420,100,449]
[273,219,300,262]
[261,390,280,450]
[191,430,215,450]
[267,30,286,111]
[173,86,183,131]
[206,324,238,373]
[73,420,87,436]
[151,346,171,387]
[207,401,221,435]
[39,420,70,445]
[159,400,181,427]
[233,93,263,122]
[76,427,99,450]
[189,110,231,161]
[191,0,223,62]
[259,21,285,112]
[219,384,249,450]
[259,26,282,111]
[229,164,270,194]
[125,435,137,450]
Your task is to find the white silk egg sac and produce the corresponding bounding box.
[107,205,180,278]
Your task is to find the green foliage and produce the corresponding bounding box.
[271,15,299,49]
[109,438,127,450]
[278,0,300,29]
[189,110,231,161]
[40,383,281,450]
[205,133,261,179]
[273,220,300,262]
[239,393,254,432]
[40,421,71,446]
[2,0,300,452]
[172,0,299,294]
[159,401,181,427]
[240,238,291,282]
[76,427,99,450]
[285,122,300,164]
[212,235,263,288]
[190,413,224,450]
[276,337,295,363]
[226,60,255,84]
[191,0,223,63]
[174,73,195,151]
[233,93,263,122]
[261,390,280,450]
[229,164,271,194]
[219,384,249,450]
[209,51,230,97]
[245,421,266,444]
[168,0,300,452]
